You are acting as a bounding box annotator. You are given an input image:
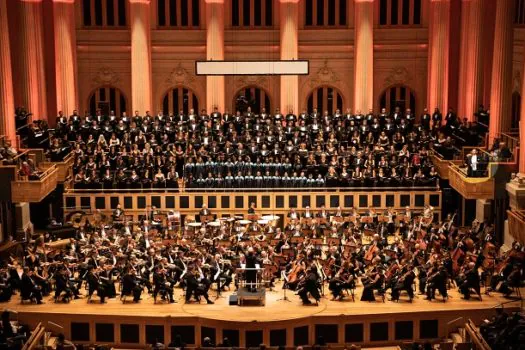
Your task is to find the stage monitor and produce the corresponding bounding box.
[196,60,309,76]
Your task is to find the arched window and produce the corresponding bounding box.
[233,86,271,114]
[162,87,199,115]
[82,0,127,27]
[157,0,200,27]
[512,91,521,129]
[379,0,421,26]
[307,86,344,115]
[88,86,127,117]
[379,85,416,114]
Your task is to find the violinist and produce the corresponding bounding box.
[328,260,355,301]
[297,264,321,305]
[425,266,448,301]
[20,267,43,304]
[184,266,214,304]
[121,268,143,303]
[390,265,415,302]
[360,267,385,302]
[153,265,175,303]
[86,265,106,303]
[54,266,79,302]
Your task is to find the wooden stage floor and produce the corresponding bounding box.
[1,281,520,323]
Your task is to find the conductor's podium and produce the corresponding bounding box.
[236,287,266,306]
[234,267,266,306]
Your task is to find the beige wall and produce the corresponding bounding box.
[74,0,430,116]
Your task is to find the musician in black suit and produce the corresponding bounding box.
[86,265,106,303]
[20,267,43,304]
[153,265,175,303]
[298,265,321,305]
[121,269,143,302]
[458,262,481,300]
[184,267,214,304]
[54,267,77,302]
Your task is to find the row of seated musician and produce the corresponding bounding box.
[3,204,522,308]
[47,106,447,190]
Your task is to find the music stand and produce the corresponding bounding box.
[277,271,292,302]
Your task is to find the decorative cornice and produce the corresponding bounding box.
[129,0,150,4]
[383,66,413,87]
[92,66,120,86]
[165,63,196,87]
[308,60,340,88]
[52,0,75,3]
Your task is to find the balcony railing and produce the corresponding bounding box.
[11,164,58,203]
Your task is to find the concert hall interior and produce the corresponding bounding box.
[1,0,525,349]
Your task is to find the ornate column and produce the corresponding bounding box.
[353,0,374,114]
[53,0,78,116]
[489,0,514,143]
[206,0,225,112]
[457,0,470,118]
[280,0,299,114]
[463,0,484,122]
[0,0,16,142]
[520,59,525,174]
[130,0,152,114]
[18,0,48,121]
[427,0,450,117]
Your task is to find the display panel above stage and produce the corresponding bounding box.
[196,60,309,75]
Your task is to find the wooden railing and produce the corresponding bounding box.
[465,319,491,350]
[507,209,525,244]
[448,163,495,200]
[63,187,442,224]
[21,322,45,350]
[41,151,74,182]
[11,164,58,203]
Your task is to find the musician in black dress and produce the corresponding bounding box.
[360,267,385,302]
